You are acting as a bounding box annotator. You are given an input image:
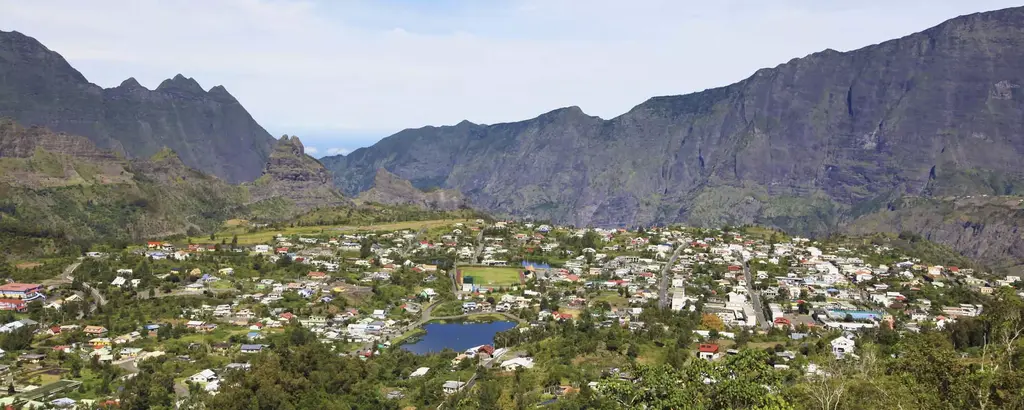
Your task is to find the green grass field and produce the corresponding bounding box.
[189,219,469,245]
[461,266,522,286]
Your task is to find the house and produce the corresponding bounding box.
[409,367,430,378]
[831,336,855,358]
[83,326,108,336]
[698,343,720,361]
[189,369,218,384]
[240,344,264,354]
[442,381,467,395]
[500,357,535,371]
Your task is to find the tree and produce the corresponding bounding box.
[209,232,216,241]
[700,314,725,331]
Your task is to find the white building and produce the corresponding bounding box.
[831,336,855,358]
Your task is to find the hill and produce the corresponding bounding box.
[356,168,469,211]
[245,135,348,220]
[0,119,247,246]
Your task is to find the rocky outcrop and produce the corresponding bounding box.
[357,168,469,210]
[247,135,347,213]
[323,7,1024,266]
[0,30,275,183]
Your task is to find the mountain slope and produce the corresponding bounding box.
[845,195,1024,272]
[0,119,247,242]
[0,30,275,183]
[323,7,1024,265]
[356,168,469,210]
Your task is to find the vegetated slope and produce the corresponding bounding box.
[322,7,1024,266]
[845,195,1024,273]
[0,30,275,183]
[356,168,469,211]
[0,119,246,243]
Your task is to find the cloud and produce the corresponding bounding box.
[326,148,352,156]
[304,146,319,155]
[1,0,1019,149]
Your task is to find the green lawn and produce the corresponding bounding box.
[460,266,522,286]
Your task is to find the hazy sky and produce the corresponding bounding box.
[1,0,1019,156]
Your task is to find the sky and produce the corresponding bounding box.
[1,0,1020,157]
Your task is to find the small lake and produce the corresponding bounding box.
[402,321,516,355]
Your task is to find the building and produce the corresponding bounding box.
[0,299,27,312]
[442,381,467,395]
[189,369,217,384]
[83,326,108,336]
[831,336,855,358]
[409,367,430,378]
[698,343,720,361]
[240,344,264,354]
[500,357,535,371]
[0,283,43,300]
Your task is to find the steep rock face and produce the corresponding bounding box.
[357,168,469,210]
[324,7,1024,264]
[247,135,347,213]
[0,30,275,183]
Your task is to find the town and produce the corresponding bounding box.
[0,216,1018,409]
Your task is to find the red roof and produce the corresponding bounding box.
[566,274,580,282]
[698,343,719,353]
[0,283,41,292]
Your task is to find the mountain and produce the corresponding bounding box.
[0,119,247,242]
[356,168,469,210]
[0,30,275,183]
[245,135,347,218]
[323,7,1024,269]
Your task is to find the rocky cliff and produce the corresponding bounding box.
[246,135,347,216]
[356,168,469,210]
[323,7,1024,268]
[0,30,275,183]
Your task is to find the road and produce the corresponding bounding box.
[472,229,485,262]
[735,251,770,330]
[60,258,107,311]
[658,243,685,310]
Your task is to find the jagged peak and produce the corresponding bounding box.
[207,85,238,102]
[118,77,144,90]
[274,134,307,156]
[156,74,206,94]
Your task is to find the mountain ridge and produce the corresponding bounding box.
[0,29,275,183]
[322,6,1024,271]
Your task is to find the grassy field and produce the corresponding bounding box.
[592,292,628,308]
[188,219,469,245]
[460,266,522,286]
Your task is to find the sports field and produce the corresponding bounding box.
[461,266,522,286]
